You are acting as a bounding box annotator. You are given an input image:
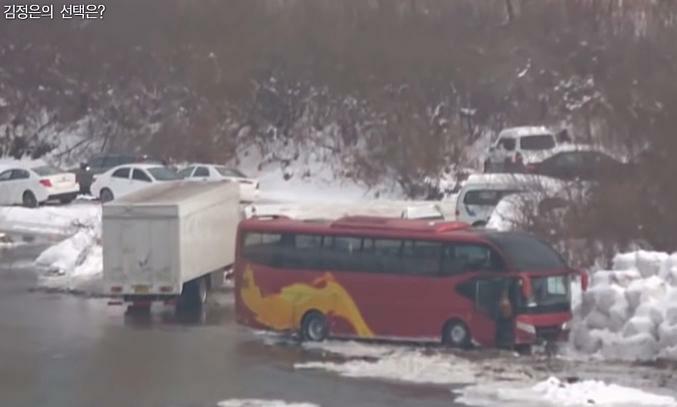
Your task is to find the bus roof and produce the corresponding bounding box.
[239,215,482,240]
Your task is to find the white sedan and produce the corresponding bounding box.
[0,161,80,207]
[91,163,182,202]
[178,164,260,202]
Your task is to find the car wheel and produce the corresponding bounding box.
[300,311,329,342]
[472,221,487,228]
[22,191,38,208]
[442,320,471,348]
[100,188,114,203]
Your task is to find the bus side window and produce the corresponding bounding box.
[400,240,442,276]
[242,232,283,267]
[324,236,363,272]
[371,238,403,273]
[442,244,503,275]
[288,234,324,269]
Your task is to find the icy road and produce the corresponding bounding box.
[2,232,677,407]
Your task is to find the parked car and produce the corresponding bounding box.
[487,191,569,232]
[91,164,182,202]
[0,161,79,207]
[75,153,156,194]
[455,173,563,227]
[484,126,560,173]
[178,164,260,202]
[524,145,629,181]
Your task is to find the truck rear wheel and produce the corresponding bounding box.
[178,276,208,311]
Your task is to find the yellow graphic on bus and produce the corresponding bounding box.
[241,265,374,337]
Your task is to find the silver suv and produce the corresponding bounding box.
[484,126,558,173]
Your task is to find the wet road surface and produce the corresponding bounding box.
[0,233,459,407]
[3,232,677,407]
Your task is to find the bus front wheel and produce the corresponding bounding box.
[300,311,329,342]
[442,320,471,348]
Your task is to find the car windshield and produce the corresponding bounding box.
[216,167,247,178]
[464,189,520,206]
[32,165,62,176]
[520,135,556,150]
[147,167,181,181]
[486,233,566,270]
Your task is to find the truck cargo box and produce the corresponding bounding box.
[103,181,239,299]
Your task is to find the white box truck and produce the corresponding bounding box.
[103,181,240,310]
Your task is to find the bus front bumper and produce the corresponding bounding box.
[514,313,571,345]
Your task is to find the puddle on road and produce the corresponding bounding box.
[119,291,236,329]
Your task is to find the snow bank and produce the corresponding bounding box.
[0,203,100,235]
[457,376,677,407]
[572,250,677,361]
[218,400,318,407]
[33,211,103,294]
[297,350,479,385]
[296,341,529,385]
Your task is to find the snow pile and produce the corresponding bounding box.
[33,211,103,294]
[571,251,677,361]
[297,349,479,384]
[0,232,19,248]
[0,203,101,235]
[457,376,677,407]
[296,341,529,385]
[218,400,318,407]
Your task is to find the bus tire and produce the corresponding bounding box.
[442,320,471,348]
[300,311,329,342]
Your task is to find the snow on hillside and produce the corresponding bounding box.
[571,251,677,361]
[232,141,405,203]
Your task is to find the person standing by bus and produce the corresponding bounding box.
[496,279,515,349]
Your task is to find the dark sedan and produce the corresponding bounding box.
[525,148,630,181]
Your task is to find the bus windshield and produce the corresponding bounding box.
[485,233,566,270]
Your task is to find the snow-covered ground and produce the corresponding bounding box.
[457,376,677,407]
[218,400,318,407]
[291,338,677,407]
[0,202,100,235]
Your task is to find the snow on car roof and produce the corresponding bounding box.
[498,126,553,138]
[107,163,167,171]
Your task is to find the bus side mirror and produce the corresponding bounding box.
[577,269,589,292]
[519,276,533,302]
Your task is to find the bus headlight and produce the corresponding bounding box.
[516,321,536,335]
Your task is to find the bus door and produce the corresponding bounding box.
[470,277,511,346]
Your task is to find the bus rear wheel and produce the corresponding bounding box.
[442,320,471,348]
[301,311,328,342]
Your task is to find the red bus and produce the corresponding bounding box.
[234,216,583,349]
